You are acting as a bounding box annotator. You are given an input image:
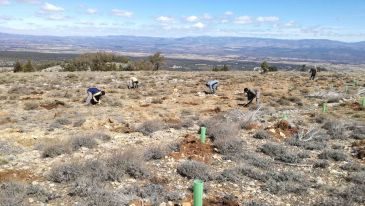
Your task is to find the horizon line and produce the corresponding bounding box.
[0,31,363,43]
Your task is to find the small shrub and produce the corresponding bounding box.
[73,119,86,127]
[217,165,268,183]
[69,136,98,151]
[144,147,167,161]
[340,162,364,172]
[318,149,347,161]
[0,140,24,155]
[177,160,211,181]
[0,181,26,205]
[241,153,272,169]
[105,150,148,181]
[347,171,365,184]
[48,162,82,183]
[264,171,309,195]
[42,143,70,158]
[260,143,303,163]
[244,201,270,206]
[322,120,346,139]
[166,142,181,153]
[24,102,39,110]
[214,138,244,155]
[313,160,330,169]
[54,118,71,126]
[202,115,240,141]
[137,120,166,136]
[253,130,271,139]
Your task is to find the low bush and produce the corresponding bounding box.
[213,138,244,155]
[322,120,347,139]
[48,162,82,183]
[347,171,365,184]
[42,143,71,158]
[313,160,330,169]
[340,162,364,172]
[177,160,211,181]
[0,181,57,205]
[0,140,24,155]
[217,165,268,183]
[244,201,270,206]
[253,130,271,139]
[264,171,310,195]
[69,136,98,151]
[24,102,39,110]
[318,149,347,161]
[144,146,167,161]
[260,143,304,163]
[137,120,166,136]
[105,150,149,181]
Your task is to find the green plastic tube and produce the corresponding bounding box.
[282,114,288,121]
[193,179,203,206]
[322,103,328,113]
[345,85,349,94]
[200,127,206,144]
[361,97,365,107]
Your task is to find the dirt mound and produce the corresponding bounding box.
[352,140,365,160]
[266,120,298,140]
[170,134,213,163]
[351,102,365,111]
[0,170,39,183]
[183,195,240,206]
[40,100,65,110]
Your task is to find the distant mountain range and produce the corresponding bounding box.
[1,32,365,64]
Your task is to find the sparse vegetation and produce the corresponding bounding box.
[318,149,348,161]
[177,160,211,181]
[137,120,166,136]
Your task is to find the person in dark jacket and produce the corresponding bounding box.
[85,87,105,105]
[309,67,317,80]
[243,88,260,107]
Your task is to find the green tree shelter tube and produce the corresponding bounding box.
[193,179,203,206]
[200,127,206,144]
[361,97,365,107]
[322,103,328,113]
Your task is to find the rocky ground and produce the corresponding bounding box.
[0,70,364,206]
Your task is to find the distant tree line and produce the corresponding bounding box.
[13,52,165,72]
[260,61,278,73]
[212,64,230,71]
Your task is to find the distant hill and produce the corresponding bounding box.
[0,32,365,64]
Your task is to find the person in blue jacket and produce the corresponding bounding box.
[85,87,105,105]
[206,80,219,94]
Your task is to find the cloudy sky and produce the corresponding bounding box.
[0,0,364,42]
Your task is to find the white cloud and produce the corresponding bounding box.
[234,16,252,24]
[224,11,234,16]
[42,2,64,12]
[192,22,205,29]
[256,16,279,23]
[221,19,229,24]
[87,8,97,15]
[16,0,40,4]
[47,14,66,20]
[112,9,133,17]
[203,13,212,20]
[285,20,296,27]
[186,15,198,22]
[156,16,173,22]
[0,0,10,5]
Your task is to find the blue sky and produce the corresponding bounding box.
[0,0,364,41]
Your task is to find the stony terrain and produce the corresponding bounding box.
[0,70,364,206]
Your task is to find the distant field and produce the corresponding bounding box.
[0,51,304,71]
